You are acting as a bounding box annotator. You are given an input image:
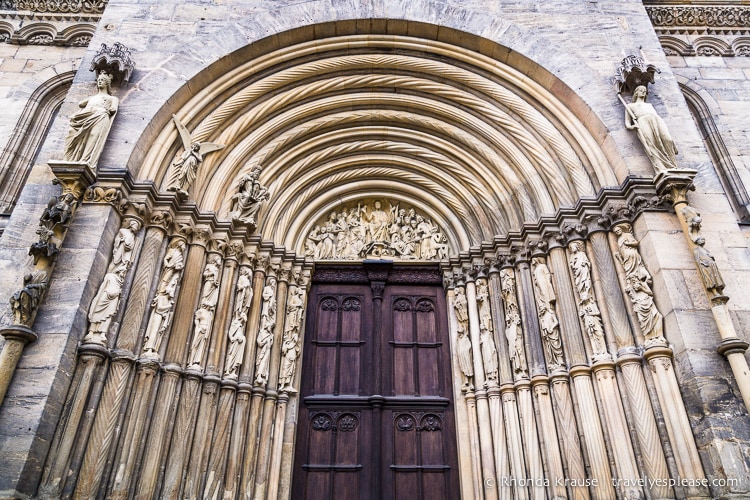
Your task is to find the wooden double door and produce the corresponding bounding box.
[292,264,460,499]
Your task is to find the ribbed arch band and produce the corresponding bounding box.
[136,32,617,254]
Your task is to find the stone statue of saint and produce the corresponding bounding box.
[693,237,726,298]
[568,241,592,301]
[164,115,224,196]
[111,219,141,270]
[625,85,679,173]
[233,267,253,317]
[501,268,527,378]
[141,239,186,357]
[476,280,498,384]
[230,167,270,225]
[613,223,651,284]
[568,241,608,359]
[188,307,213,368]
[63,71,118,168]
[625,274,664,345]
[278,287,305,393]
[199,255,222,310]
[9,270,48,326]
[532,257,565,370]
[254,280,277,386]
[224,311,247,378]
[85,265,127,344]
[454,287,474,391]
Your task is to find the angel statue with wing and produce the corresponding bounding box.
[164,115,224,197]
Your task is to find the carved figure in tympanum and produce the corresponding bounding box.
[304,200,449,261]
[63,71,118,168]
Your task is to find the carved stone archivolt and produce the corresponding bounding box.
[304,200,450,261]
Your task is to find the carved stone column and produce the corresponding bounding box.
[253,263,291,499]
[525,252,566,499]
[494,260,529,500]
[515,256,555,500]
[201,242,245,498]
[660,175,750,414]
[544,241,589,499]
[465,268,499,500]
[610,218,708,498]
[0,163,94,407]
[136,226,210,499]
[561,237,616,500]
[238,252,271,499]
[590,227,666,499]
[179,238,231,499]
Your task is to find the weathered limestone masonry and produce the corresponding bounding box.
[0,0,749,499]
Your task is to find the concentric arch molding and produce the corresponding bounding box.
[135,31,621,254]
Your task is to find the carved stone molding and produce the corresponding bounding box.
[646,5,750,34]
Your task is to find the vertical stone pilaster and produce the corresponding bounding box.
[465,270,499,500]
[514,259,548,500]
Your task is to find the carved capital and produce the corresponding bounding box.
[208,236,227,255]
[148,210,174,231]
[225,242,244,261]
[654,169,698,206]
[48,160,96,199]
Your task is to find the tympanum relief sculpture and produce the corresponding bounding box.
[84,219,142,345]
[453,286,474,391]
[531,257,566,371]
[568,241,608,360]
[164,115,224,199]
[613,223,666,346]
[254,278,277,387]
[500,268,528,379]
[304,200,449,260]
[63,70,118,168]
[142,239,187,358]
